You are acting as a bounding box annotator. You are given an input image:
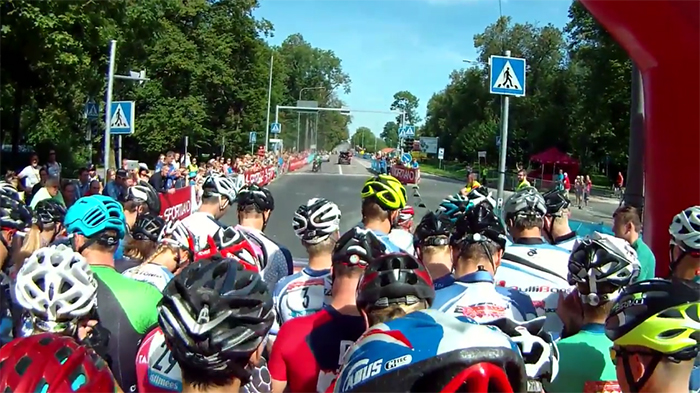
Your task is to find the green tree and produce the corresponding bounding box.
[390,91,421,126]
[380,121,399,149]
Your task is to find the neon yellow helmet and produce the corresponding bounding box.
[361,175,407,211]
[605,278,700,362]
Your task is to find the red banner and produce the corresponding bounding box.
[159,186,193,221]
[390,165,421,185]
[288,157,307,172]
[244,166,276,186]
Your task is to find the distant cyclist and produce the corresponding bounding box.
[359,175,408,252]
[116,181,161,260]
[142,257,274,393]
[542,188,579,251]
[413,211,454,289]
[606,278,700,393]
[432,203,537,323]
[64,195,161,391]
[332,309,527,392]
[0,333,119,392]
[116,212,165,272]
[269,227,383,393]
[181,174,238,250]
[235,184,292,289]
[273,198,341,330]
[546,232,640,392]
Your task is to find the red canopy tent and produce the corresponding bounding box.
[528,147,579,184]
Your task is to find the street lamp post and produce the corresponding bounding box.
[297,87,324,151]
[104,40,149,180]
[264,53,274,152]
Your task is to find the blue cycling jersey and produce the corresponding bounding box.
[354,223,402,253]
[433,273,454,290]
[431,270,537,323]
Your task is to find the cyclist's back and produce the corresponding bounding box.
[236,224,290,287]
[181,211,223,250]
[388,227,414,254]
[273,267,332,328]
[432,270,536,322]
[93,265,162,388]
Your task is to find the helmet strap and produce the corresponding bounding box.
[622,352,661,393]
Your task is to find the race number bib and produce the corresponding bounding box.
[286,284,325,317]
[147,330,182,392]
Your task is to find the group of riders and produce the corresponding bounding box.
[0,169,697,393]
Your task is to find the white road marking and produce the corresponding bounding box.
[338,164,343,175]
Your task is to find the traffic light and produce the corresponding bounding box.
[403,138,414,152]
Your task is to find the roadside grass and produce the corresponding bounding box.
[418,163,465,181]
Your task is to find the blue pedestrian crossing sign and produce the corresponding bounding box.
[270,122,281,134]
[249,132,257,144]
[109,101,135,135]
[401,153,412,165]
[490,55,526,97]
[85,100,99,120]
[398,125,415,138]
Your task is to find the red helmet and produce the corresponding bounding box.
[194,227,260,272]
[0,333,116,392]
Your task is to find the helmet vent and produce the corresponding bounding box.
[658,309,684,319]
[657,328,686,339]
[687,304,700,323]
[15,355,32,375]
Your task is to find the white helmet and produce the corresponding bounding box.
[502,186,547,220]
[202,175,238,203]
[14,245,97,322]
[669,206,700,251]
[569,232,640,305]
[159,220,196,253]
[489,317,559,383]
[293,198,341,244]
[467,187,497,209]
[0,181,20,201]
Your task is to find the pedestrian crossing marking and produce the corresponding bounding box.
[110,104,130,128]
[492,61,521,90]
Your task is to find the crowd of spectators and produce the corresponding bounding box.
[4,147,306,210]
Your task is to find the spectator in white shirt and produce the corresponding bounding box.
[18,153,41,197]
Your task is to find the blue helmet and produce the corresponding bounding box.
[436,193,472,223]
[64,195,126,239]
[333,309,527,392]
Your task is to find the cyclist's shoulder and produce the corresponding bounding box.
[273,271,305,297]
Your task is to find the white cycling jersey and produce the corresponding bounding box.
[550,234,579,252]
[388,228,415,255]
[235,224,290,291]
[494,241,573,338]
[431,270,538,323]
[270,267,332,335]
[180,211,224,251]
[122,263,174,292]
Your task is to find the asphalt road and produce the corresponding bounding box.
[222,156,619,259]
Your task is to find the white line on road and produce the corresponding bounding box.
[338,164,343,175]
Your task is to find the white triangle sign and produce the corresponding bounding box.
[493,61,521,90]
[87,104,98,117]
[110,104,130,128]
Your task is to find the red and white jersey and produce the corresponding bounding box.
[136,327,182,393]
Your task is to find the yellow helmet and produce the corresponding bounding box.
[361,175,407,211]
[605,278,700,362]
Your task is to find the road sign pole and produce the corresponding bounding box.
[496,50,511,203]
[264,54,274,153]
[117,135,122,166]
[103,40,117,182]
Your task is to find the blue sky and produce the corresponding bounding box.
[255,0,570,138]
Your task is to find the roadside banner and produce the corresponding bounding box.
[159,187,193,221]
[390,164,421,185]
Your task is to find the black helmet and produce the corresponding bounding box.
[158,257,274,383]
[356,253,435,310]
[414,211,452,247]
[332,227,386,267]
[451,203,507,249]
[542,188,570,216]
[131,213,166,242]
[236,184,274,212]
[125,181,161,214]
[32,200,66,228]
[0,195,32,231]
